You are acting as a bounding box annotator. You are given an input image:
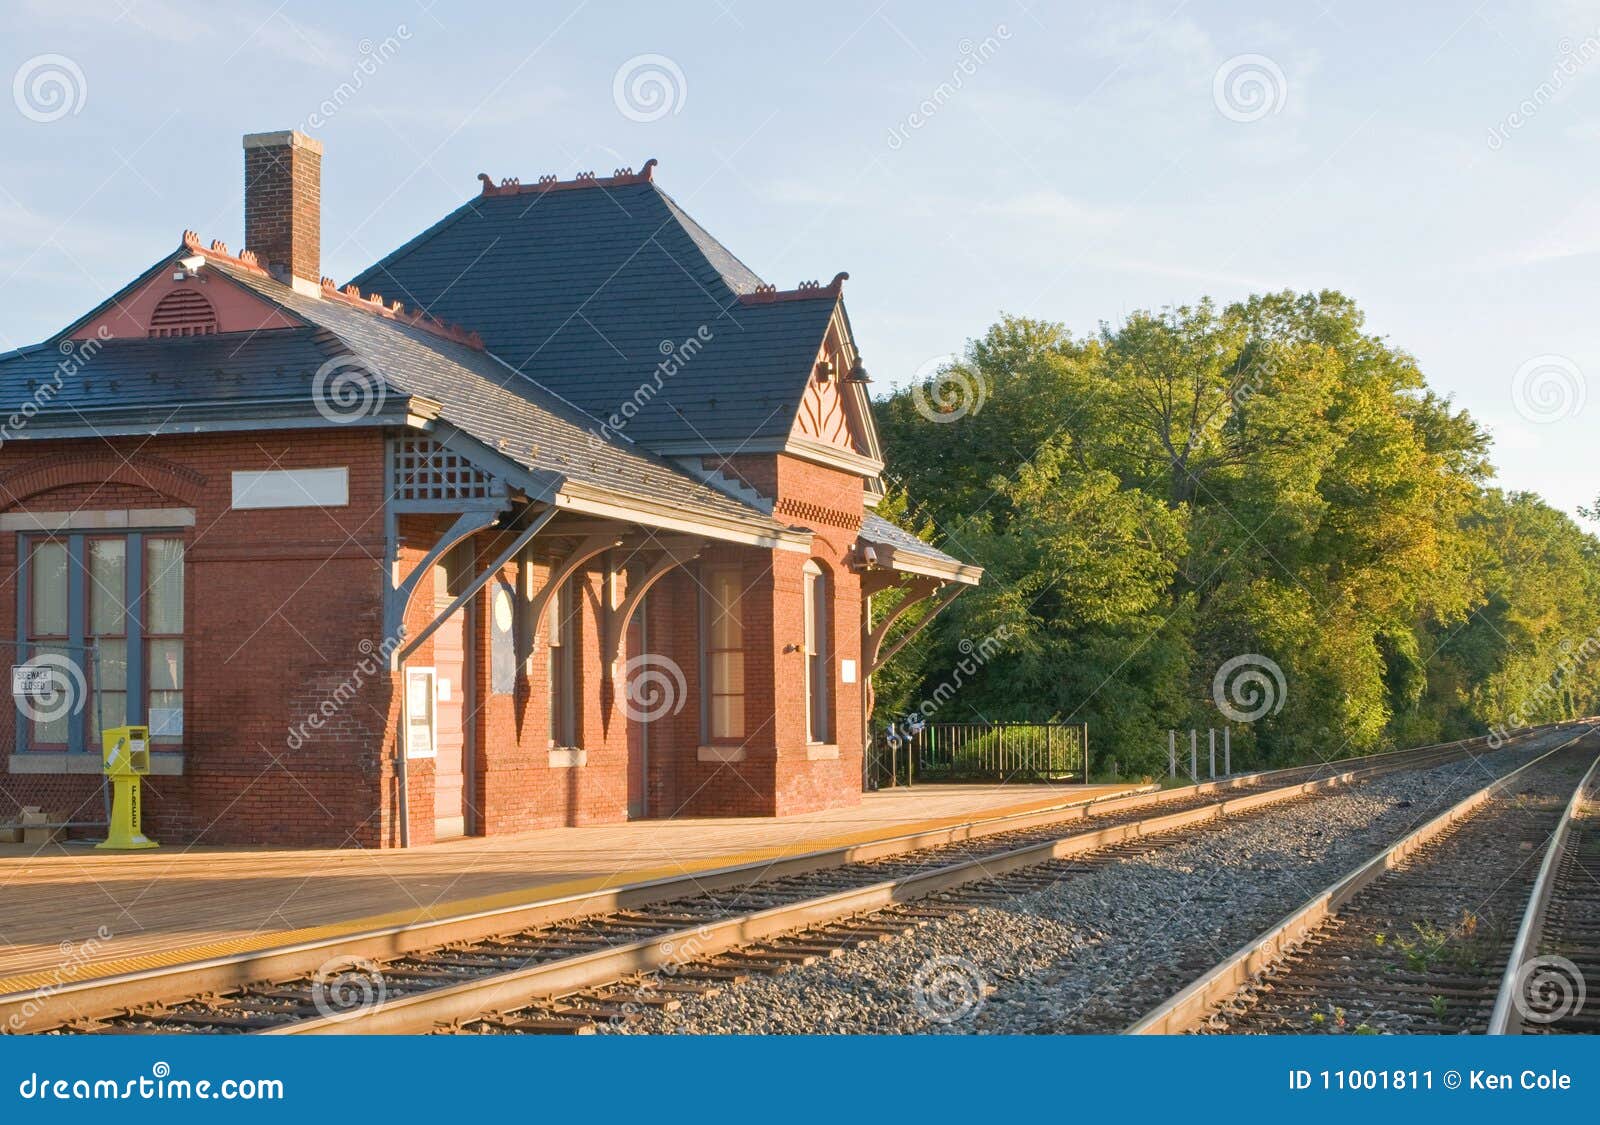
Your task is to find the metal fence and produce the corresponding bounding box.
[0,640,109,828]
[871,721,1089,788]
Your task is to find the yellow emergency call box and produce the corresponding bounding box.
[97,725,158,850]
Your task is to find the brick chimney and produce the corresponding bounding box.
[242,130,323,292]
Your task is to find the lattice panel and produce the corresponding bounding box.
[393,436,497,501]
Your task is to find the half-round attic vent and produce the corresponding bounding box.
[148,289,218,337]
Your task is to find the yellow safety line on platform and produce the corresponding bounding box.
[0,789,1117,997]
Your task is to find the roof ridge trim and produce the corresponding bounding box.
[740,272,849,305]
[477,158,658,197]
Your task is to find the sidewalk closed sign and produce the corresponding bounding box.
[12,665,57,700]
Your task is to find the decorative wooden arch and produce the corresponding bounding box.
[521,532,622,671]
[864,574,963,676]
[603,540,705,667]
[393,506,558,667]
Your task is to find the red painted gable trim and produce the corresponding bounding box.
[174,230,485,351]
[73,240,298,340]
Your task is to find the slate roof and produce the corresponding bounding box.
[207,259,800,533]
[349,178,839,450]
[0,327,408,429]
[0,248,802,541]
[859,512,981,584]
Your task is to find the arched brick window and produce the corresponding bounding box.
[148,289,218,337]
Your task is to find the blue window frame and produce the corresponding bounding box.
[17,529,185,754]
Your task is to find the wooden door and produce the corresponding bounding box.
[432,565,468,839]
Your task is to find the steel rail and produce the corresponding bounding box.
[0,722,1572,1034]
[1486,752,1600,1034]
[269,739,1567,1035]
[1124,725,1599,1035]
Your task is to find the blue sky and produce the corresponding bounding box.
[2,0,1597,517]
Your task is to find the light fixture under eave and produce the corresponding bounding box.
[844,359,871,385]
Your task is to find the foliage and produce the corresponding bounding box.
[874,292,1600,774]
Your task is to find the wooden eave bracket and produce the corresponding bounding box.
[521,532,623,671]
[865,575,965,676]
[604,540,706,667]
[393,506,558,667]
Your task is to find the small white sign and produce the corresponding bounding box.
[405,668,436,759]
[231,467,349,510]
[11,666,56,700]
[840,659,857,684]
[149,708,183,738]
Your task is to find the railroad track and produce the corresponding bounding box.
[1488,754,1600,1034]
[1127,732,1600,1035]
[5,725,1577,1036]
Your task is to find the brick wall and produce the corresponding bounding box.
[0,431,875,847]
[0,430,388,846]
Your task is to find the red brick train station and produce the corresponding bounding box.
[0,130,979,848]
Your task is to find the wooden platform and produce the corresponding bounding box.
[0,781,1141,992]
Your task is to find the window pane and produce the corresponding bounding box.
[30,541,68,636]
[710,572,742,648]
[145,538,184,633]
[711,651,744,694]
[711,694,744,740]
[149,692,182,740]
[92,692,127,742]
[88,539,127,635]
[810,573,828,659]
[147,639,182,691]
[28,643,72,745]
[97,638,128,691]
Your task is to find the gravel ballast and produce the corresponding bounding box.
[607,738,1564,1035]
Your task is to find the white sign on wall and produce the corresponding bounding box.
[405,667,437,759]
[231,468,350,510]
[840,659,857,684]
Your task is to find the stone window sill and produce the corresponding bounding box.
[697,744,746,763]
[9,751,184,776]
[805,743,840,761]
[547,748,587,768]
